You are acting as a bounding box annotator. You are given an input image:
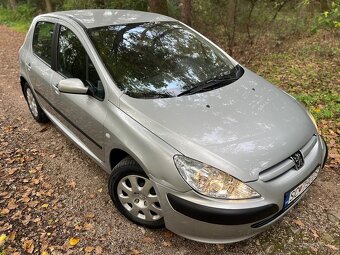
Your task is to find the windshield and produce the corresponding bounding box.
[88,21,238,98]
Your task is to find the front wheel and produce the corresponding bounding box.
[24,83,49,123]
[108,157,164,228]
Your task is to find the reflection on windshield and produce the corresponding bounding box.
[88,21,235,98]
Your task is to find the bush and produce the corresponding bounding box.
[316,1,340,30]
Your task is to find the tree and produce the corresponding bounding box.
[9,0,17,10]
[45,0,53,12]
[180,0,192,26]
[148,0,168,15]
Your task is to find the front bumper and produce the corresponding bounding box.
[152,135,328,243]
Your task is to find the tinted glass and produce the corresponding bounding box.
[88,22,235,98]
[57,26,104,100]
[33,21,54,65]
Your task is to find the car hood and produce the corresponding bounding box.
[118,68,316,182]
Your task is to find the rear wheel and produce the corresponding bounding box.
[108,157,164,228]
[24,83,49,123]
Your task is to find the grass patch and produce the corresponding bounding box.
[0,5,34,32]
[293,92,340,121]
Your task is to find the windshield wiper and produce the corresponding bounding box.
[129,91,174,99]
[177,65,243,97]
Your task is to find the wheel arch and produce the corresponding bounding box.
[109,148,130,171]
[20,75,28,94]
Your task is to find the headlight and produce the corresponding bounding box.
[173,155,260,199]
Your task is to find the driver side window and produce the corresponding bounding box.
[57,25,104,100]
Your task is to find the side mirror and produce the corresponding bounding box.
[58,78,88,94]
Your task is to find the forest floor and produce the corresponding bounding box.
[0,25,339,255]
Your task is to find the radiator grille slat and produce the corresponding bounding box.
[259,135,317,182]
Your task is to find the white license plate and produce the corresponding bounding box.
[284,167,320,208]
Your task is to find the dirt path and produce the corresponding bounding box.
[0,25,339,255]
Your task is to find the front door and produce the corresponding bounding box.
[50,24,107,161]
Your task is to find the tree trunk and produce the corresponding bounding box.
[9,0,17,10]
[319,0,329,12]
[180,0,192,26]
[227,0,238,55]
[45,0,53,13]
[148,0,168,15]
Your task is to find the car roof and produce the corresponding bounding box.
[46,9,176,29]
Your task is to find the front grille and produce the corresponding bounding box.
[259,135,317,182]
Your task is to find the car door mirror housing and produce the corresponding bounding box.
[58,78,88,94]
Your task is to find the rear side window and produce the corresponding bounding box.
[32,21,54,65]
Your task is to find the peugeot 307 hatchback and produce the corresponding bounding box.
[19,9,328,243]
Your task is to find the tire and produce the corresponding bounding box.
[23,83,49,123]
[108,157,165,228]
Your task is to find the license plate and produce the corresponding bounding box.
[284,167,320,208]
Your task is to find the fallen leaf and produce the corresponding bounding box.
[7,198,17,210]
[1,208,10,215]
[31,178,40,185]
[293,219,305,228]
[95,246,103,254]
[41,251,49,255]
[0,234,7,246]
[69,237,80,246]
[36,164,43,171]
[130,249,141,255]
[85,212,95,219]
[22,196,30,203]
[310,228,319,238]
[216,243,224,250]
[98,188,103,193]
[85,246,94,252]
[162,241,172,247]
[41,204,49,208]
[8,231,16,241]
[7,168,17,175]
[28,200,39,208]
[69,181,76,189]
[0,191,9,197]
[310,246,318,253]
[142,236,155,244]
[325,244,338,251]
[22,239,34,253]
[49,154,56,159]
[83,223,94,231]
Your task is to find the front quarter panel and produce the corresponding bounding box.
[104,101,190,192]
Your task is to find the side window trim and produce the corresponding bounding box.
[32,21,56,67]
[51,23,60,71]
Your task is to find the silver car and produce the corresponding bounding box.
[19,9,328,243]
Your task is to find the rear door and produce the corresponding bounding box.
[49,23,107,161]
[26,19,56,112]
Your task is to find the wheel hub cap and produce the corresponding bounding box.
[117,175,162,222]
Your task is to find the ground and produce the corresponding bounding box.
[0,25,339,255]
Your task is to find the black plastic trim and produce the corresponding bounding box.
[321,136,328,169]
[167,193,279,225]
[34,89,102,149]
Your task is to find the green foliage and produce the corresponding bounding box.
[63,0,147,11]
[316,1,340,30]
[294,92,340,121]
[0,3,35,32]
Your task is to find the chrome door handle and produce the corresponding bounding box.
[26,62,32,71]
[52,83,60,94]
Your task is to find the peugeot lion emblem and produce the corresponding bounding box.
[290,151,304,170]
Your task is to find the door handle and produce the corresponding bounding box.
[52,83,60,94]
[26,62,32,71]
